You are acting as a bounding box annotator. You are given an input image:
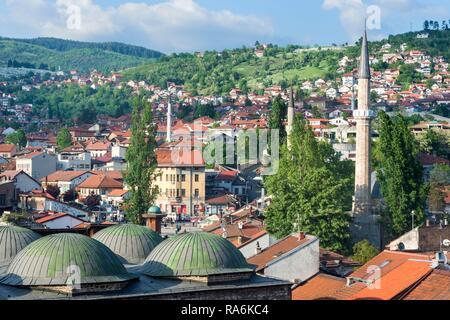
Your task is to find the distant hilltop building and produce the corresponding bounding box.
[417,33,429,39]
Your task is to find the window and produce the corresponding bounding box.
[0,194,6,206]
[194,189,199,197]
[181,174,186,182]
[195,174,199,182]
[181,189,186,197]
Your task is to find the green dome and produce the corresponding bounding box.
[147,206,162,214]
[93,224,163,265]
[141,232,254,278]
[0,226,41,266]
[0,233,137,287]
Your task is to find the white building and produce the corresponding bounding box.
[57,150,91,171]
[16,152,57,180]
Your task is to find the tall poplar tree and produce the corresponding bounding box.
[264,114,354,252]
[268,95,288,143]
[374,111,427,238]
[124,98,159,224]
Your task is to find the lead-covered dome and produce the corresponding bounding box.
[0,225,41,266]
[140,232,254,283]
[0,233,137,292]
[93,224,163,265]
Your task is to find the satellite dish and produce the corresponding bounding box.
[442,239,450,247]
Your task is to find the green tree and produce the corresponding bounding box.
[124,98,159,224]
[264,114,354,252]
[5,129,27,148]
[374,111,428,238]
[428,164,450,212]
[268,95,288,143]
[419,129,450,160]
[351,240,380,264]
[56,128,72,151]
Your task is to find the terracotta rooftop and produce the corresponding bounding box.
[325,251,434,300]
[17,151,44,159]
[0,144,15,153]
[292,273,346,300]
[77,174,122,189]
[91,170,123,181]
[35,213,84,224]
[41,170,90,182]
[86,141,111,151]
[403,268,450,300]
[247,234,315,272]
[350,260,432,300]
[106,189,129,197]
[156,148,205,167]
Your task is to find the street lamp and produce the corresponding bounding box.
[411,210,416,230]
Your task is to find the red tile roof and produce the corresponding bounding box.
[35,213,78,224]
[0,144,15,153]
[292,273,346,300]
[77,174,122,189]
[350,260,432,300]
[403,269,450,300]
[247,234,315,271]
[156,148,205,167]
[41,170,90,182]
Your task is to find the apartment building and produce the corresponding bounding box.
[154,148,206,216]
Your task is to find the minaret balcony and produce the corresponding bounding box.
[353,110,375,119]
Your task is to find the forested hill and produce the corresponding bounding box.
[123,28,450,96]
[0,37,164,74]
[0,37,164,59]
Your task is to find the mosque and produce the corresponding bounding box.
[0,206,291,300]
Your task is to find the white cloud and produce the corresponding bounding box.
[322,0,450,42]
[0,0,274,52]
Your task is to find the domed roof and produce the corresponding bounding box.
[0,225,41,266]
[147,206,162,214]
[0,233,137,287]
[141,232,254,278]
[93,224,163,265]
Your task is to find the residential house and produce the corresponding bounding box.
[57,145,92,170]
[86,141,112,158]
[41,170,94,193]
[76,174,123,199]
[35,213,86,229]
[154,148,206,216]
[247,233,320,284]
[15,152,57,180]
[0,170,41,193]
[0,144,16,159]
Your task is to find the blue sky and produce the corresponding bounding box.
[1,0,449,53]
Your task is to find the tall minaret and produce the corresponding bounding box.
[352,30,379,246]
[286,87,295,149]
[166,97,172,143]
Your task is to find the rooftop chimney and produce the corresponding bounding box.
[255,241,262,255]
[298,231,306,241]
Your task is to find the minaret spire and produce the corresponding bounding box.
[359,28,371,79]
[352,29,380,248]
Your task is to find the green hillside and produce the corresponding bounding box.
[123,29,450,96]
[124,46,338,96]
[0,38,163,73]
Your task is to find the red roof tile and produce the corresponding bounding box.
[247,234,315,271]
[292,273,346,300]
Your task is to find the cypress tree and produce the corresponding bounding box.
[124,98,158,224]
